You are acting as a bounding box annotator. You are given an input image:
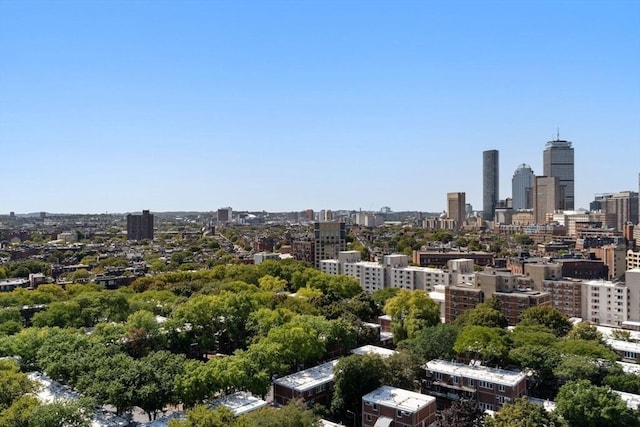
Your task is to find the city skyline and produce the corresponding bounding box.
[1,1,639,214]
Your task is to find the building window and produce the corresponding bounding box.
[498,384,505,393]
[468,378,475,386]
[479,381,493,390]
[435,372,442,381]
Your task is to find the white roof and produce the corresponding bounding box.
[527,397,557,412]
[362,385,435,412]
[429,291,445,302]
[425,360,526,386]
[209,391,267,416]
[615,390,640,410]
[29,371,80,403]
[320,420,345,427]
[607,339,640,353]
[597,325,640,341]
[350,345,397,359]
[617,361,640,375]
[273,360,338,392]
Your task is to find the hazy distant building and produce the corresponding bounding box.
[127,210,154,240]
[533,176,560,223]
[217,207,233,224]
[314,222,346,268]
[512,164,535,210]
[543,137,574,210]
[483,150,499,220]
[447,192,466,230]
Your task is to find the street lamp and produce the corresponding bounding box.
[346,409,357,427]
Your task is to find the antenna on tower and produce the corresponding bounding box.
[557,126,560,141]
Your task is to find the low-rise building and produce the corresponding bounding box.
[273,360,338,407]
[423,360,527,412]
[209,391,268,416]
[362,385,437,427]
[350,345,397,359]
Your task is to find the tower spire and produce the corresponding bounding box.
[557,126,560,141]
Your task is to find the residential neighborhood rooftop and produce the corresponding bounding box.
[424,359,527,386]
[273,360,338,392]
[362,385,435,412]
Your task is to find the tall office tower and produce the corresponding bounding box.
[313,222,346,268]
[512,164,535,210]
[127,210,154,240]
[543,137,574,210]
[483,150,499,221]
[533,176,560,224]
[601,191,639,231]
[447,192,466,230]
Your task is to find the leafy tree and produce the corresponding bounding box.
[553,354,618,385]
[28,399,94,427]
[518,306,572,337]
[556,380,640,427]
[0,395,39,427]
[169,405,236,427]
[237,399,320,427]
[383,290,440,343]
[486,397,566,427]
[371,287,400,308]
[567,322,603,342]
[258,275,287,292]
[75,350,137,415]
[603,373,640,394]
[455,301,508,328]
[134,351,186,420]
[555,338,617,361]
[0,359,34,410]
[510,324,557,348]
[509,345,561,390]
[263,322,324,370]
[399,323,458,361]
[454,325,512,364]
[437,399,485,427]
[611,329,632,341]
[331,354,385,423]
[32,301,83,328]
[383,349,423,390]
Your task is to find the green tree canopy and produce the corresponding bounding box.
[518,306,572,337]
[383,290,440,343]
[486,397,566,427]
[556,380,640,427]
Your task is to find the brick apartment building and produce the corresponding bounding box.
[423,360,527,412]
[272,360,338,407]
[362,385,437,427]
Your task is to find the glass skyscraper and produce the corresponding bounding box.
[512,164,535,210]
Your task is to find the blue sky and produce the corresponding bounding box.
[1,0,639,214]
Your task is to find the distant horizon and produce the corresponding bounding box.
[2,0,639,213]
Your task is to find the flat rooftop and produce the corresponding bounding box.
[273,360,338,392]
[209,391,267,416]
[362,385,435,412]
[350,345,397,359]
[606,339,640,353]
[615,391,640,410]
[425,360,526,386]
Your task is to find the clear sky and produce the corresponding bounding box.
[1,0,639,214]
